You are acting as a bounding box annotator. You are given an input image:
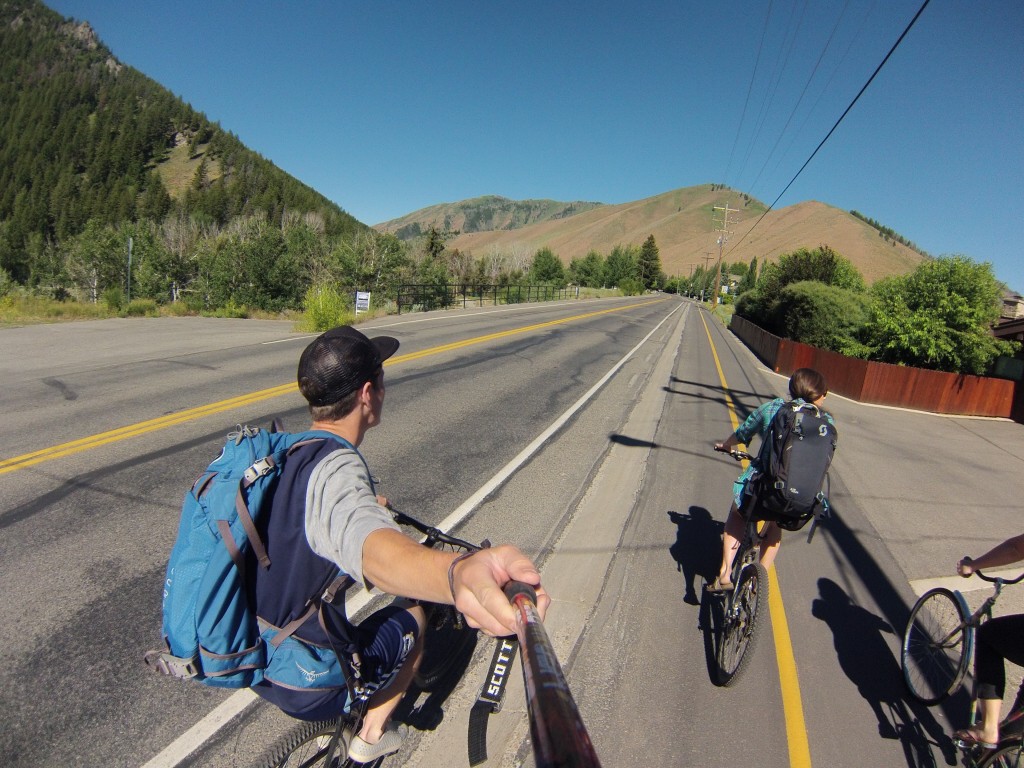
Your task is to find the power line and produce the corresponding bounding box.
[724,0,774,186]
[728,0,932,257]
[764,0,879,186]
[746,0,852,195]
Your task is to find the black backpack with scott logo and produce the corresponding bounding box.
[749,401,837,531]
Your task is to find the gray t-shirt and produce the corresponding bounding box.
[303,446,399,587]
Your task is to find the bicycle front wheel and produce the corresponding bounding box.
[414,603,478,690]
[715,562,768,687]
[258,718,350,768]
[980,742,1024,768]
[901,587,972,704]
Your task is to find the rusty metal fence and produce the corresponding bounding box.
[728,314,1022,421]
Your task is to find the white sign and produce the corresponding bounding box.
[355,291,371,314]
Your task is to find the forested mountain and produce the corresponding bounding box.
[0,0,365,288]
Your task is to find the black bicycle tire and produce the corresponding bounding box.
[414,602,478,690]
[901,587,972,704]
[715,562,768,687]
[258,718,348,768]
[979,742,1024,768]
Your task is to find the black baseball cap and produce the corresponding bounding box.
[297,325,399,407]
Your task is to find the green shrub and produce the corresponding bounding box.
[125,298,158,317]
[163,300,191,317]
[207,299,249,319]
[776,281,872,353]
[618,278,644,296]
[301,284,354,331]
[103,287,125,311]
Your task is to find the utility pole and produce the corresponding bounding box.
[127,236,133,303]
[711,203,737,308]
[700,252,714,302]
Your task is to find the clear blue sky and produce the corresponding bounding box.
[46,0,1022,292]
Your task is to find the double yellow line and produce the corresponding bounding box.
[699,310,813,768]
[1,299,664,475]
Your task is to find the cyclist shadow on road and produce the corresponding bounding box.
[812,578,958,767]
[393,634,479,733]
[667,507,734,686]
[667,506,722,606]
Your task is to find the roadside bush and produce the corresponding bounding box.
[125,298,159,317]
[774,281,872,355]
[618,278,644,296]
[734,288,773,328]
[103,286,125,312]
[207,299,249,319]
[301,283,354,331]
[163,300,192,317]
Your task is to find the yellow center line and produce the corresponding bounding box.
[699,310,812,768]
[1,299,665,475]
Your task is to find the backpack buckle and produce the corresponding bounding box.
[243,457,276,484]
[144,650,200,680]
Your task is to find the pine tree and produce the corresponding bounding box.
[637,235,663,290]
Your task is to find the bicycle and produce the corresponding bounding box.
[705,446,770,687]
[256,419,599,766]
[901,569,1024,767]
[257,507,482,768]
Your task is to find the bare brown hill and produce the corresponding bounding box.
[376,185,926,284]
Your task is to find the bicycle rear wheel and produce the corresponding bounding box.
[901,587,972,704]
[715,562,768,687]
[414,602,478,690]
[980,742,1024,768]
[259,718,350,768]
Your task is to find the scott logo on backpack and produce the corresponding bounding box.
[749,401,837,530]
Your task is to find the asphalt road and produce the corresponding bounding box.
[2,297,1022,768]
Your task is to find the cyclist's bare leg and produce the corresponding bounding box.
[358,604,427,744]
[759,523,782,570]
[717,503,745,585]
[958,698,1001,745]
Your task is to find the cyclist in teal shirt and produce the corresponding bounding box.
[710,368,832,591]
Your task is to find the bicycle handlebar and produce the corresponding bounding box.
[971,569,1024,586]
[714,445,753,462]
[388,506,484,552]
[504,581,602,767]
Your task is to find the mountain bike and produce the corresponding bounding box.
[901,569,1024,767]
[256,507,481,768]
[256,508,602,767]
[705,447,769,687]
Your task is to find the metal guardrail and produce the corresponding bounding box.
[396,284,579,314]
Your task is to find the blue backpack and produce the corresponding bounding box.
[144,425,350,688]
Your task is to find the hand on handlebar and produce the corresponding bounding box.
[957,557,975,578]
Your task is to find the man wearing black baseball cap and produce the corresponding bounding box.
[253,325,548,763]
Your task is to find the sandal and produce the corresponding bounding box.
[954,727,997,750]
[348,722,409,763]
[706,576,734,593]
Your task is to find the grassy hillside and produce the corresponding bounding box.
[376,195,605,240]
[376,185,926,284]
